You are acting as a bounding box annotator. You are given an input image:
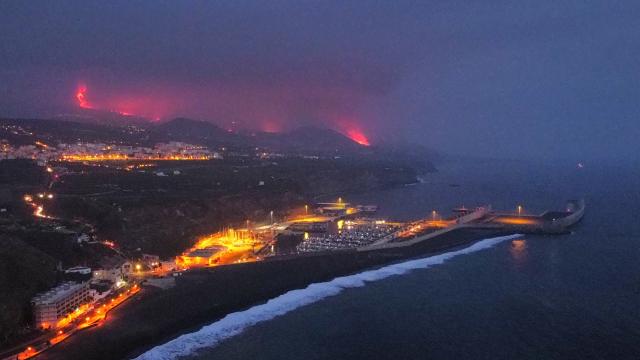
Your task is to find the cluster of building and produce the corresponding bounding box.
[0,140,222,162]
[176,228,263,268]
[31,254,175,330]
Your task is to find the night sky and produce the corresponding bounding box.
[1,1,638,159]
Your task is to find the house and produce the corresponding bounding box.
[92,256,132,286]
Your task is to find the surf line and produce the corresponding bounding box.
[134,234,522,360]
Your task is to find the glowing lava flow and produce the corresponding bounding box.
[76,85,92,109]
[345,129,370,146]
[75,84,135,116]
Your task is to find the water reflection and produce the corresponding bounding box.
[510,239,528,266]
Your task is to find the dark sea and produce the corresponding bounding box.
[139,159,640,360]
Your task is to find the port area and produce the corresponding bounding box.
[32,200,585,360]
[174,199,585,270]
[287,199,584,255]
[480,199,585,234]
[356,199,586,251]
[173,200,370,269]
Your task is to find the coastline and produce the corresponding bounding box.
[37,227,512,360]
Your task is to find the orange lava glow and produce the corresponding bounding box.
[261,120,282,133]
[345,129,370,146]
[75,84,142,117]
[76,85,92,109]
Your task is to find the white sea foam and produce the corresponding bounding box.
[133,234,522,360]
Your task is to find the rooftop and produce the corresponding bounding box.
[32,281,87,305]
[185,246,226,258]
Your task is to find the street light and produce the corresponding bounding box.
[517,205,523,216]
[270,210,274,224]
[432,210,437,221]
[304,205,308,214]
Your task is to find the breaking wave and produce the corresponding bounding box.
[133,234,522,360]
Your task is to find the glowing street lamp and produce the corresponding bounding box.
[432,210,437,221]
[517,205,523,216]
[270,210,274,224]
[304,205,308,214]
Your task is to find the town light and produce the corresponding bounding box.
[517,205,523,216]
[135,264,142,271]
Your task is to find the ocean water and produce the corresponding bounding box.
[139,159,640,360]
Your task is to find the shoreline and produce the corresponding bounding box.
[37,227,512,360]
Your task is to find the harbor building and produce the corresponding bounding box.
[178,246,226,267]
[31,281,91,329]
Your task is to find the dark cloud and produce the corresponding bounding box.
[0,0,639,159]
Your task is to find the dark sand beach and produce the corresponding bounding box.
[38,228,507,360]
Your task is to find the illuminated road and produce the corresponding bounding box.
[14,284,140,360]
[23,193,56,219]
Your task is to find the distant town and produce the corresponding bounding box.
[0,140,221,163]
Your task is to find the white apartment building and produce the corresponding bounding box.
[31,281,91,329]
